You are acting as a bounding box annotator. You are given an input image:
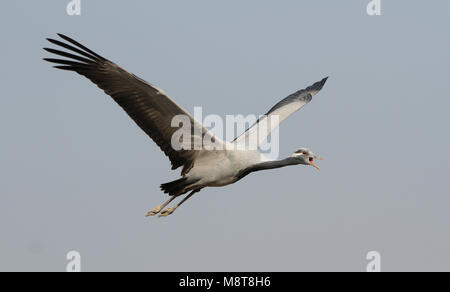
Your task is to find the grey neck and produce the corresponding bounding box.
[254,157,305,170]
[236,157,305,180]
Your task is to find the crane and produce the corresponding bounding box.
[44,34,327,217]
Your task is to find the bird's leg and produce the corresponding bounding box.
[158,189,200,218]
[146,195,178,216]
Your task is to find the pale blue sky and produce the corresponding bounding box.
[1,1,449,271]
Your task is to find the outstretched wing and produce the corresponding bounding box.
[44,34,222,174]
[233,77,328,147]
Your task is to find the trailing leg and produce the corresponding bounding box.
[158,189,201,218]
[146,195,178,216]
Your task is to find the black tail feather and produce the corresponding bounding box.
[160,178,200,196]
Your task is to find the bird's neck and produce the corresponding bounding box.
[236,157,304,180]
[256,157,305,170]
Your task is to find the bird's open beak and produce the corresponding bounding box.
[310,156,323,171]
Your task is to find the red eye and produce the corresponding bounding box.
[302,151,308,155]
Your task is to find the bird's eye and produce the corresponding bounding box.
[302,151,308,155]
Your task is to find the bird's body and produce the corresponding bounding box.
[44,34,328,217]
[186,149,266,187]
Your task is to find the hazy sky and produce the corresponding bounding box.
[1,1,449,271]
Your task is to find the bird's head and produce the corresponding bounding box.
[291,148,323,170]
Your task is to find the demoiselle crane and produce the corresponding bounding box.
[43,34,328,217]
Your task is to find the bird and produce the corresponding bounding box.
[43,34,328,217]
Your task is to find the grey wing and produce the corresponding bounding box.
[44,34,222,174]
[233,77,328,147]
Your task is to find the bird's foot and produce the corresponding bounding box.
[158,207,176,218]
[146,206,162,217]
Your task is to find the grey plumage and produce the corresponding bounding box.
[265,77,328,116]
[44,34,217,175]
[43,34,328,217]
[233,77,328,147]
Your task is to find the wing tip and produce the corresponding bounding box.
[318,76,329,88]
[308,76,329,92]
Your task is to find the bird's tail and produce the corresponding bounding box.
[160,177,200,196]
